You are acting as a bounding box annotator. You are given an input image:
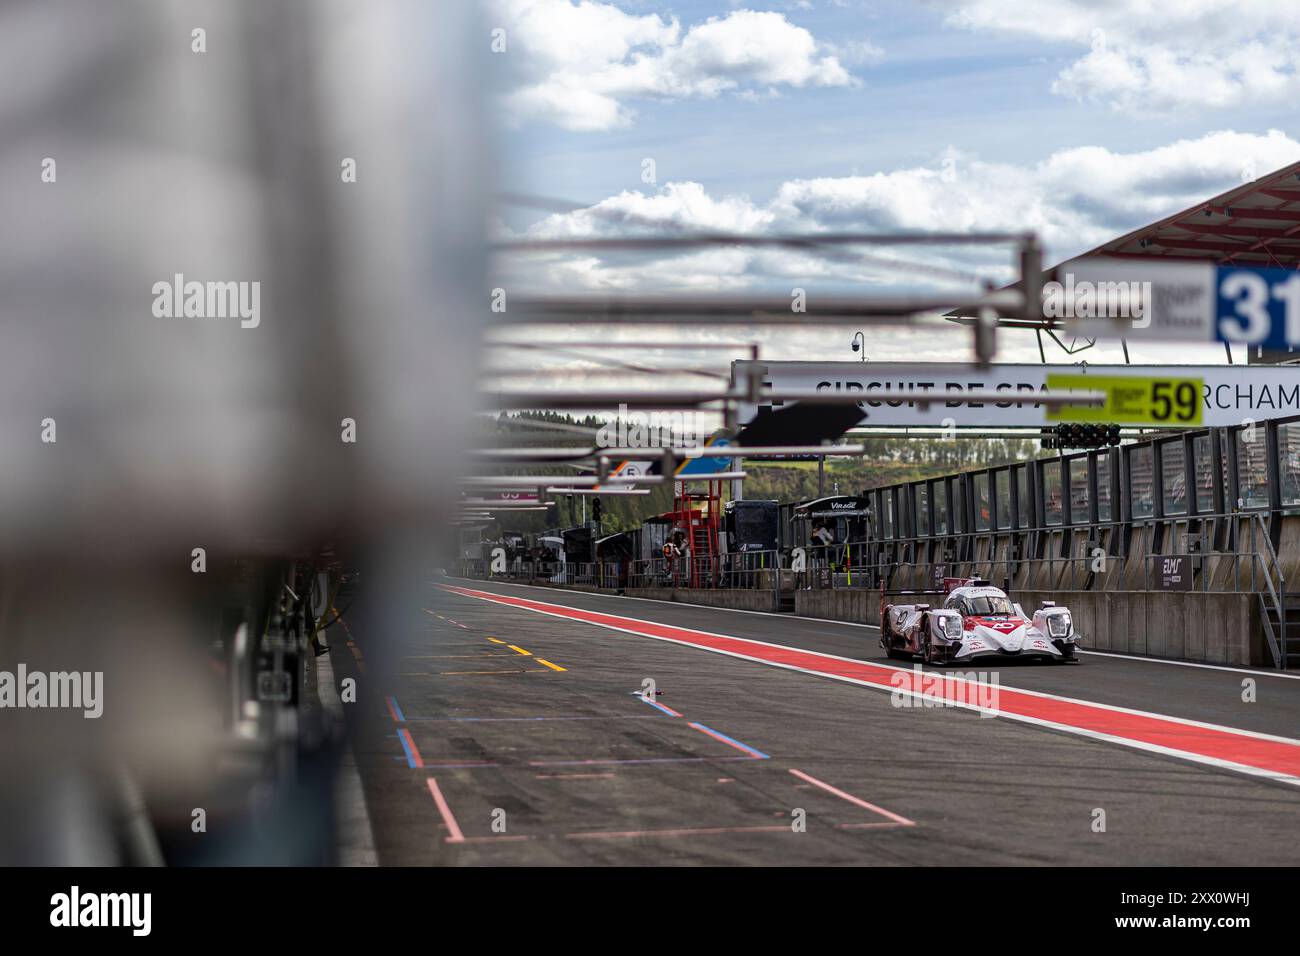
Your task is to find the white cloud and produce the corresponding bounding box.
[496,1,855,130]
[530,181,776,237]
[824,37,885,67]
[499,129,1300,291]
[946,1,1300,113]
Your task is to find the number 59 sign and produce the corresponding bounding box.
[1047,373,1204,426]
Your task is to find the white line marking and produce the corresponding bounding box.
[452,577,1298,676]
[440,583,1300,787]
[788,769,914,826]
[1079,649,1300,680]
[427,778,466,844]
[445,576,880,629]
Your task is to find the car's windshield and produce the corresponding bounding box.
[964,596,1014,616]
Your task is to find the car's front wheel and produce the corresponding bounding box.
[922,638,943,666]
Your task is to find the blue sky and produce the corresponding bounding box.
[489,0,1300,364]
[499,2,1298,213]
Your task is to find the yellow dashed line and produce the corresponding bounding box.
[536,658,567,672]
[507,644,531,656]
[487,637,506,645]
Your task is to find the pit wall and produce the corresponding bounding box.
[624,587,778,613]
[471,577,1264,667]
[479,578,779,611]
[477,579,777,610]
[794,588,1263,666]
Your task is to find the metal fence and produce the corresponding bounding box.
[456,514,1282,598]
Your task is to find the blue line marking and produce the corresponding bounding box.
[633,693,680,717]
[397,728,419,768]
[388,696,406,722]
[690,722,770,760]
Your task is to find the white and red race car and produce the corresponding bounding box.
[880,578,1079,665]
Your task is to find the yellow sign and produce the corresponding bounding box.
[1046,373,1203,426]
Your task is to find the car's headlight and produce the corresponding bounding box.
[942,615,963,640]
[1047,613,1071,637]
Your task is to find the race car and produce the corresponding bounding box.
[880,577,1079,665]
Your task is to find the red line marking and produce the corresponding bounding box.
[837,822,913,830]
[398,728,424,768]
[438,583,1300,785]
[637,694,682,717]
[426,777,465,844]
[385,696,402,723]
[789,769,915,826]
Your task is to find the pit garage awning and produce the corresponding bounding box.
[595,532,634,559]
[1072,159,1300,269]
[794,495,871,518]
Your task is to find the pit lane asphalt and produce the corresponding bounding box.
[325,578,1300,866]
[449,578,1300,740]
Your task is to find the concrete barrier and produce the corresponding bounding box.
[486,578,613,595]
[624,587,779,612]
[794,586,1263,666]
[794,588,881,625]
[1014,590,1260,666]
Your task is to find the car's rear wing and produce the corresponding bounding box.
[881,575,990,601]
[880,584,948,602]
[880,575,1005,608]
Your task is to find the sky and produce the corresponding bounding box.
[486,0,1300,368]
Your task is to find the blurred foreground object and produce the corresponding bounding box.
[0,0,488,863]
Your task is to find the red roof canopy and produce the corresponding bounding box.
[1067,159,1300,269]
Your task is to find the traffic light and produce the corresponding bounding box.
[1046,422,1122,450]
[592,497,602,523]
